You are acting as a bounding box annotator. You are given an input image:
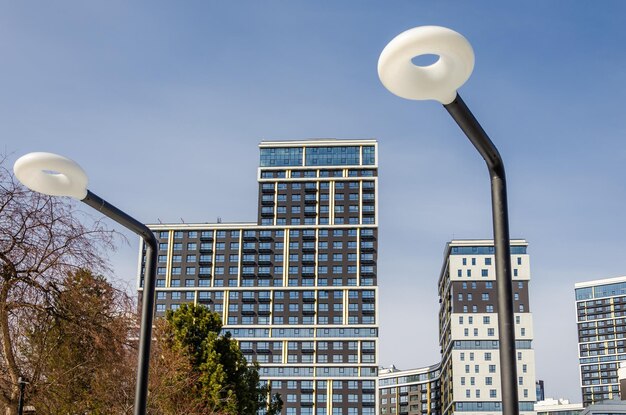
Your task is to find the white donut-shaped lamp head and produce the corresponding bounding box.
[13,152,89,200]
[378,26,475,105]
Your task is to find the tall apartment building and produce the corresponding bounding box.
[139,139,379,415]
[437,240,536,415]
[378,365,441,415]
[574,276,626,405]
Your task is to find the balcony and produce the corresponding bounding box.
[256,345,271,353]
[302,256,315,264]
[242,294,256,303]
[360,243,375,252]
[259,232,273,240]
[360,267,375,276]
[258,244,272,253]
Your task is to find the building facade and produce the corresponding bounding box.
[437,240,537,415]
[534,399,583,415]
[581,400,626,415]
[575,276,626,405]
[139,139,379,415]
[378,365,441,415]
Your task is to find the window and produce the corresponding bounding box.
[171,255,182,263]
[481,269,488,277]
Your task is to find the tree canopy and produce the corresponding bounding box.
[149,304,282,415]
[0,159,123,415]
[28,269,135,414]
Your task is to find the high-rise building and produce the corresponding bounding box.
[139,139,379,415]
[437,239,536,415]
[574,276,626,405]
[378,365,441,415]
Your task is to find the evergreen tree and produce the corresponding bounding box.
[150,304,282,415]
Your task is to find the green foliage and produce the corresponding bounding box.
[153,304,281,415]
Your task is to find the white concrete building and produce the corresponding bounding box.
[437,239,537,415]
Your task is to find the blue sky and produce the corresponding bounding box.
[3,1,626,401]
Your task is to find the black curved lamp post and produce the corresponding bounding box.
[378,26,519,415]
[13,152,157,415]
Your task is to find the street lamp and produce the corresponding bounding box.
[13,152,157,415]
[378,26,519,415]
[17,377,28,415]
